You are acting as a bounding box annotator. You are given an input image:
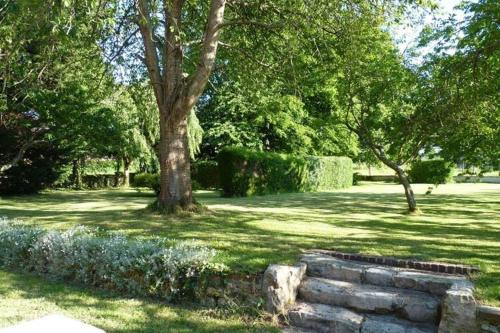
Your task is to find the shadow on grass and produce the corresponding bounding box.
[0,184,499,305]
[0,270,276,333]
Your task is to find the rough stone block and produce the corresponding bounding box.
[288,302,363,333]
[365,267,396,287]
[299,277,439,322]
[300,253,364,283]
[262,263,307,314]
[394,271,466,296]
[438,284,478,333]
[361,315,436,333]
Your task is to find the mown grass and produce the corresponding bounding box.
[0,270,276,332]
[0,182,498,324]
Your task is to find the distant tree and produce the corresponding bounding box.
[418,0,499,170]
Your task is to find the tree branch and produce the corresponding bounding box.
[183,0,226,111]
[136,0,164,108]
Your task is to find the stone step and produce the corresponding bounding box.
[288,302,437,333]
[298,277,440,323]
[288,302,364,333]
[300,253,470,296]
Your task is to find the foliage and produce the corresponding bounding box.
[218,147,352,197]
[408,160,455,185]
[132,173,160,194]
[417,0,499,168]
[306,156,353,191]
[191,161,220,190]
[0,142,67,195]
[0,218,220,300]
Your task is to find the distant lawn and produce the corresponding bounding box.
[0,182,499,308]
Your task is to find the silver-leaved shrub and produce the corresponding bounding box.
[0,217,220,300]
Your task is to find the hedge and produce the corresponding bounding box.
[217,147,352,197]
[0,218,221,301]
[132,161,220,193]
[191,161,220,190]
[133,172,161,194]
[408,160,455,185]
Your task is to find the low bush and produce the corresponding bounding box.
[408,160,455,185]
[218,147,352,197]
[132,172,160,194]
[0,218,221,300]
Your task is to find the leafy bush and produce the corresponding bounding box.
[132,172,160,194]
[0,218,220,300]
[0,143,67,195]
[192,161,220,189]
[218,147,352,197]
[408,160,455,185]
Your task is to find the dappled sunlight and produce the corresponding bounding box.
[0,271,276,333]
[0,182,499,305]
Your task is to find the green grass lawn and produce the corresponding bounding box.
[0,182,498,328]
[0,270,276,332]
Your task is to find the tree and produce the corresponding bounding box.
[0,0,113,191]
[418,0,499,170]
[120,0,226,211]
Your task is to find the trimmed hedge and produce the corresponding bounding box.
[191,161,220,190]
[0,218,221,300]
[132,161,220,193]
[133,172,160,194]
[217,147,352,197]
[408,160,455,184]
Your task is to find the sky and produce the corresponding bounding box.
[392,0,465,59]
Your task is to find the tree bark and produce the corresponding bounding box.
[157,110,192,210]
[71,159,82,189]
[135,0,226,211]
[368,145,418,213]
[395,168,417,212]
[123,157,131,187]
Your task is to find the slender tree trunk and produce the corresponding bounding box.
[123,157,131,187]
[368,144,418,212]
[395,168,417,212]
[157,110,192,210]
[71,159,82,188]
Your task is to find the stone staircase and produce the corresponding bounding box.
[275,252,475,333]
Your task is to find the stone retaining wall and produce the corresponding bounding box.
[478,306,500,333]
[201,272,264,307]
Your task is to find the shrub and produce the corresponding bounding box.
[132,172,160,194]
[0,218,221,300]
[408,160,455,185]
[192,161,220,189]
[217,147,352,197]
[0,143,67,195]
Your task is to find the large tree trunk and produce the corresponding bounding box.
[136,0,226,212]
[157,110,193,210]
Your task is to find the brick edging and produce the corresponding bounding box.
[309,249,480,275]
